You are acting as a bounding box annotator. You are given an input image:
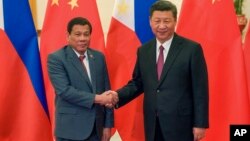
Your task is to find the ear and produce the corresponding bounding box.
[149,19,152,27]
[149,16,153,26]
[66,32,70,41]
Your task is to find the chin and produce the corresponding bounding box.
[77,49,86,54]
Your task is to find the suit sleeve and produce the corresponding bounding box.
[47,54,95,109]
[191,45,209,128]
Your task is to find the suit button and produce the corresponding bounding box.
[157,90,160,93]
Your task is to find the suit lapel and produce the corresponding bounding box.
[158,34,183,86]
[87,50,96,93]
[146,40,159,83]
[66,47,93,89]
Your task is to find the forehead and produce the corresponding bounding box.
[71,24,90,32]
[151,11,174,19]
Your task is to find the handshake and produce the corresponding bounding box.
[95,90,119,108]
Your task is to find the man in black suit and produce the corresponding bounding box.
[109,1,209,141]
[47,17,117,141]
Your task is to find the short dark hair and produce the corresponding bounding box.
[150,0,177,20]
[67,17,92,34]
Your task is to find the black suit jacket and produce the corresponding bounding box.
[117,33,209,141]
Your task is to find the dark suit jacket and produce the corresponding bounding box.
[47,46,113,140]
[117,33,209,141]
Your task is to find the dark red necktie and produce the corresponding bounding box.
[157,46,164,80]
[79,55,92,83]
[79,55,87,73]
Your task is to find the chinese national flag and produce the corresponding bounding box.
[40,0,105,134]
[106,0,156,140]
[244,24,250,100]
[177,0,250,140]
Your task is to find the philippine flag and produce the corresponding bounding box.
[106,0,156,140]
[0,0,53,140]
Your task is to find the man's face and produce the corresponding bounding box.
[150,10,176,43]
[67,24,91,54]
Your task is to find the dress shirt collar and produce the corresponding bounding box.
[72,48,88,61]
[156,36,174,51]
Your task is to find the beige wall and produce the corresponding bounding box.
[243,0,250,39]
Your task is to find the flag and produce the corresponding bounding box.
[106,0,156,140]
[176,0,250,140]
[244,23,250,100]
[0,0,53,140]
[40,0,105,134]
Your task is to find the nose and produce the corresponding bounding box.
[158,22,166,29]
[79,34,86,40]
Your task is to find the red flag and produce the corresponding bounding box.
[106,0,156,140]
[244,24,250,99]
[0,29,52,141]
[0,0,53,140]
[177,0,250,140]
[40,0,105,134]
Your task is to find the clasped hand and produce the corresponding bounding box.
[98,90,118,108]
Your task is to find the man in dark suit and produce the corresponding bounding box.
[109,1,209,141]
[47,17,117,141]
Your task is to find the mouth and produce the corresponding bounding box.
[158,30,167,34]
[78,43,88,47]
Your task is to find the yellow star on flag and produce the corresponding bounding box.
[212,0,221,4]
[51,0,59,6]
[68,0,79,10]
[117,0,129,15]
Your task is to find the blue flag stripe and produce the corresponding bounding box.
[134,0,156,44]
[3,0,49,117]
